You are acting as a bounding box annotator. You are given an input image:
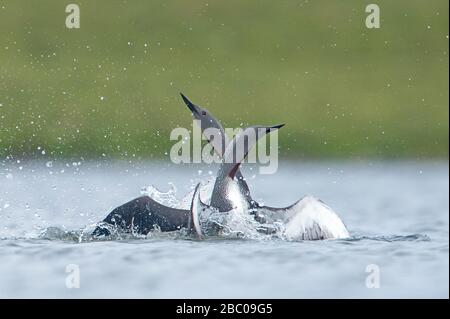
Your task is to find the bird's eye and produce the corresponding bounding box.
[202,111,207,116]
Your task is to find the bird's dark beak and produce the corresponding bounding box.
[266,123,285,133]
[180,93,201,117]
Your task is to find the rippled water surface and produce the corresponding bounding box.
[0,160,448,298]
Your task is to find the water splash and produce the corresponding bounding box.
[37,225,190,243]
[140,183,181,208]
[140,178,215,210]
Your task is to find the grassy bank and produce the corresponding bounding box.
[0,0,448,160]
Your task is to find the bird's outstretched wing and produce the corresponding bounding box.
[282,196,350,240]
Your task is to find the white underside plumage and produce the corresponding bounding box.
[190,186,205,238]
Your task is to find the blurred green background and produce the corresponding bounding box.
[0,0,448,160]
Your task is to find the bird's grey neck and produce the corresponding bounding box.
[210,164,241,212]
